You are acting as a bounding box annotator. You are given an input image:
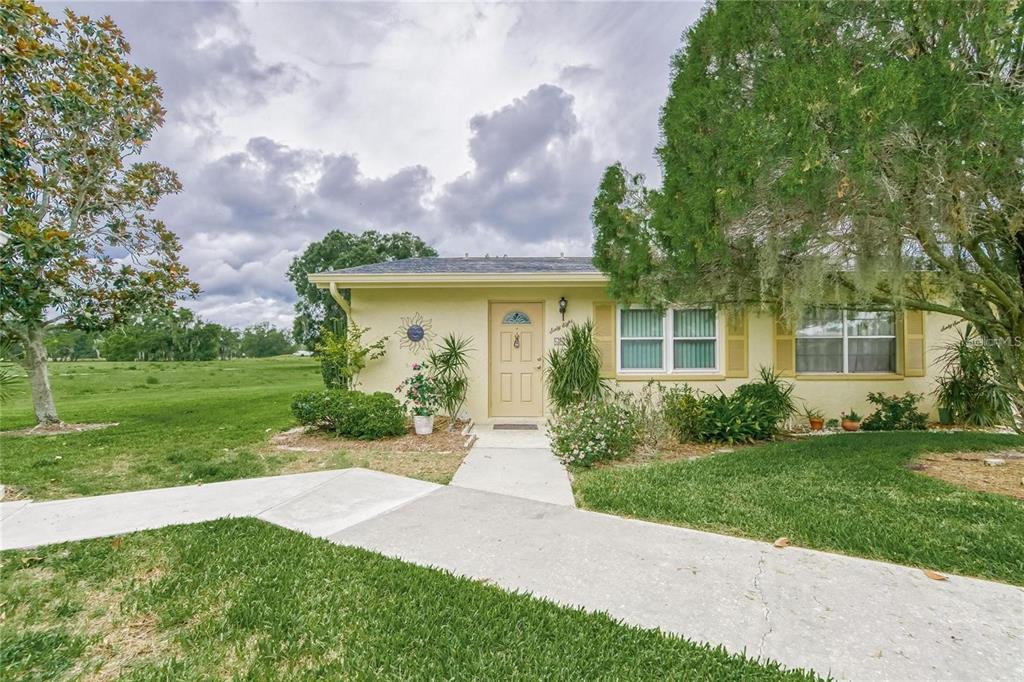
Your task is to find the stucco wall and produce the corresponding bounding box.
[350,285,610,422]
[348,286,957,423]
[611,311,955,422]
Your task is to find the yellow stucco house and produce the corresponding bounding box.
[310,257,948,424]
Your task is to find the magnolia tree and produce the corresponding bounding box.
[593,1,1024,425]
[1,2,197,424]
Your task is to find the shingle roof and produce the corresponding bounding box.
[316,257,599,276]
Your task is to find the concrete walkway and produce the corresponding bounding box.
[0,469,438,550]
[2,469,1022,680]
[449,423,575,506]
[331,486,1024,682]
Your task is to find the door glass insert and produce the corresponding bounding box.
[502,311,531,325]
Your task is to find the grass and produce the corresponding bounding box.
[0,519,818,681]
[573,432,1024,585]
[0,358,322,499]
[0,358,461,500]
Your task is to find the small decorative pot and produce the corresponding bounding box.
[841,419,861,432]
[808,417,825,431]
[413,415,434,436]
[937,407,954,426]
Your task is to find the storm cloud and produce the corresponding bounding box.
[49,1,701,327]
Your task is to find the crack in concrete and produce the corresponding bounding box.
[753,552,774,658]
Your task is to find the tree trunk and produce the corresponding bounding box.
[22,326,60,425]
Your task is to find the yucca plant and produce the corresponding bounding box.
[427,334,473,429]
[934,325,1011,427]
[0,342,18,404]
[545,320,604,411]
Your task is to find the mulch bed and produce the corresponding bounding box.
[1,422,118,438]
[267,419,472,484]
[269,418,471,455]
[910,451,1024,500]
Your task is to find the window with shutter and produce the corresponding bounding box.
[616,306,721,374]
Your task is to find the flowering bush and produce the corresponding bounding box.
[396,363,437,416]
[547,398,639,466]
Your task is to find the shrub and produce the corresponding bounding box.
[861,392,928,431]
[291,389,407,439]
[934,324,1012,426]
[341,392,408,440]
[545,320,604,410]
[318,327,347,389]
[316,324,388,390]
[548,398,639,466]
[621,382,680,450]
[662,368,794,444]
[697,392,780,444]
[732,366,795,426]
[662,385,707,442]
[292,390,332,426]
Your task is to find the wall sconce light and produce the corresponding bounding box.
[558,296,568,320]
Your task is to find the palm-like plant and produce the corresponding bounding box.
[545,320,605,411]
[427,334,473,429]
[0,342,19,404]
[934,325,1012,427]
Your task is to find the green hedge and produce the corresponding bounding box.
[291,389,407,440]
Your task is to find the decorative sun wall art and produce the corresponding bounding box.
[396,313,434,352]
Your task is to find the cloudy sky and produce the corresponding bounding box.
[53,1,703,328]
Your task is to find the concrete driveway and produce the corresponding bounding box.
[2,468,1022,681]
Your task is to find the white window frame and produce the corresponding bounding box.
[617,305,722,375]
[617,305,666,373]
[796,309,897,375]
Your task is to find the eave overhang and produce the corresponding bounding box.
[308,272,609,289]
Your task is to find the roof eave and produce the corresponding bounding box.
[308,271,608,289]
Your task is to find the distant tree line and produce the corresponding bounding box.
[23,310,295,362]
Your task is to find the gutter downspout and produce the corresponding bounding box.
[328,282,352,322]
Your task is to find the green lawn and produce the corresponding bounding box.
[574,432,1024,585]
[0,518,817,681]
[0,358,325,499]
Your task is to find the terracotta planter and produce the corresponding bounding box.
[413,415,434,436]
[808,418,825,431]
[841,419,861,432]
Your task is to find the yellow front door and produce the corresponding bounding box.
[489,302,544,417]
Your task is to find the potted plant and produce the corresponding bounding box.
[840,410,862,432]
[825,418,840,430]
[936,404,954,426]
[802,405,825,431]
[397,363,437,435]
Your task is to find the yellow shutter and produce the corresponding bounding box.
[902,309,926,377]
[774,316,796,376]
[724,309,748,378]
[593,302,616,378]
